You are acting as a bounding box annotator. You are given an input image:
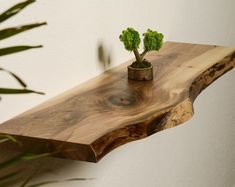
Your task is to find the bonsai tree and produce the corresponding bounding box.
[119,28,164,68]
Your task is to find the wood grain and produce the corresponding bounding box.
[0,42,234,162]
[128,65,153,80]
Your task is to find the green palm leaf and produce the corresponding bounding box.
[0,45,42,57]
[0,22,47,41]
[0,88,44,95]
[0,0,35,24]
[0,0,46,99]
[0,135,22,145]
[21,153,52,161]
[0,152,52,171]
[0,68,27,88]
[0,137,9,143]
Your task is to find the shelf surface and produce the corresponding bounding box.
[0,41,234,162]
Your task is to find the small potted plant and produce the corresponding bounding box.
[119,28,164,80]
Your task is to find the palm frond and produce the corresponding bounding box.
[0,152,52,171]
[0,138,9,143]
[0,45,42,57]
[21,153,52,161]
[0,0,36,24]
[0,88,44,95]
[3,135,22,145]
[0,22,47,41]
[0,68,27,88]
[0,134,22,145]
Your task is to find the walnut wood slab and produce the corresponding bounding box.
[0,42,234,162]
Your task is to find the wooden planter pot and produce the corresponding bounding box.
[127,65,153,81]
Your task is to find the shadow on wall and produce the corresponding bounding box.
[0,141,95,187]
[97,41,112,71]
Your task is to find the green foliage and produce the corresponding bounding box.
[0,88,44,95]
[0,0,46,98]
[0,134,22,145]
[143,29,164,51]
[119,28,140,51]
[119,27,164,66]
[0,68,27,88]
[0,135,91,186]
[0,0,35,23]
[0,22,47,41]
[0,45,43,57]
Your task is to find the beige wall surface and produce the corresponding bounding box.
[0,0,234,187]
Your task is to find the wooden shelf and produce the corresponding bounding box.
[0,42,234,162]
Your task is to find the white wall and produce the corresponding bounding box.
[0,0,234,186]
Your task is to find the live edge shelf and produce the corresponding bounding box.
[0,42,234,163]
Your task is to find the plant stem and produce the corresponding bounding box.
[140,49,148,60]
[133,49,142,63]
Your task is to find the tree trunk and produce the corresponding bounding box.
[133,49,142,63]
[140,49,148,61]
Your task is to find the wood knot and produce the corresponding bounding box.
[108,93,136,106]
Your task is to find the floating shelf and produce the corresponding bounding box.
[0,42,234,162]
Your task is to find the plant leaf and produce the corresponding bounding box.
[0,45,42,57]
[21,153,52,161]
[0,22,47,41]
[0,135,21,146]
[0,67,27,88]
[0,152,51,171]
[64,178,92,181]
[0,138,9,143]
[0,88,44,95]
[0,0,36,24]
[0,134,22,146]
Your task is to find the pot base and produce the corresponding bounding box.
[128,65,153,81]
